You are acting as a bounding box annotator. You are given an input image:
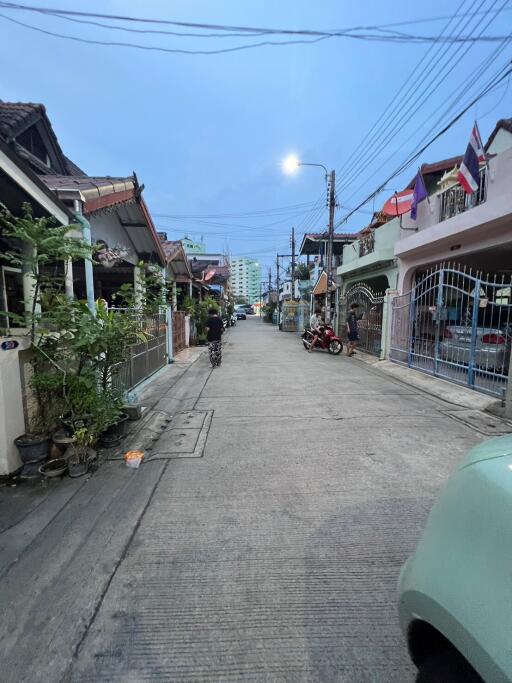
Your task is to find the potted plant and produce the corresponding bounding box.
[67,427,96,478]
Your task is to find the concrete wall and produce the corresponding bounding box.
[487,128,512,156]
[0,342,26,474]
[396,147,512,292]
[337,217,400,294]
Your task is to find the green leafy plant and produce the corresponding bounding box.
[0,202,90,341]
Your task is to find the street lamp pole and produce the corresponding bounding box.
[325,169,336,325]
[285,159,336,324]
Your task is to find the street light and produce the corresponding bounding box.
[281,155,336,324]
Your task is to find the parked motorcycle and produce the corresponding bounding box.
[302,326,343,355]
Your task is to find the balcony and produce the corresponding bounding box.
[359,231,375,257]
[439,166,487,222]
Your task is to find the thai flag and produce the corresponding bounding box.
[457,123,486,194]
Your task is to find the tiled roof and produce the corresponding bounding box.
[304,232,355,240]
[63,155,87,176]
[0,101,85,177]
[0,102,41,140]
[40,175,134,193]
[161,239,184,260]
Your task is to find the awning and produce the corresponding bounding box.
[312,272,335,295]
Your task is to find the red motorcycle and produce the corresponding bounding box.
[302,325,343,355]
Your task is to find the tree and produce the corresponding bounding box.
[235,295,248,305]
[295,263,310,281]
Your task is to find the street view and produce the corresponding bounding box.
[1,2,512,682]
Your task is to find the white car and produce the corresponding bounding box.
[439,326,509,371]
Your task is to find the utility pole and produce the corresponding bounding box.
[325,169,336,324]
[268,267,272,304]
[276,256,281,329]
[290,226,296,302]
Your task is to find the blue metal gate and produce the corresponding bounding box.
[390,265,512,399]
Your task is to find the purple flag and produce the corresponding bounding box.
[410,170,427,220]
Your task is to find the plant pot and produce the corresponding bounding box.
[39,458,68,478]
[100,413,129,447]
[14,434,50,464]
[123,404,142,421]
[52,429,76,455]
[68,460,88,478]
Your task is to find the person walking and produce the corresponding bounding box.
[346,302,363,357]
[205,307,224,367]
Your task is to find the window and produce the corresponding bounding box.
[1,267,24,329]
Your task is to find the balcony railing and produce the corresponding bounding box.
[359,231,375,257]
[439,166,487,222]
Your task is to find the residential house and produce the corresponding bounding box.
[0,101,169,474]
[395,121,512,291]
[0,115,75,475]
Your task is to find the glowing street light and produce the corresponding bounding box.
[282,154,301,175]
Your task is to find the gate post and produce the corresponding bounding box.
[433,271,445,376]
[381,289,398,360]
[505,353,512,418]
[467,278,481,389]
[166,305,174,363]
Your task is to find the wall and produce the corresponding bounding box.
[0,343,26,474]
[487,128,512,156]
[338,218,400,293]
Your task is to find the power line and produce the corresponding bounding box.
[1,1,511,35]
[0,5,511,55]
[335,62,512,226]
[335,0,499,196]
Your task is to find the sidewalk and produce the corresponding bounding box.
[350,347,511,417]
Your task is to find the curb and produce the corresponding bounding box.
[350,352,503,413]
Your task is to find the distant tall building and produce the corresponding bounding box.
[181,236,206,254]
[231,258,261,303]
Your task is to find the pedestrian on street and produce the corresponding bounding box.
[346,302,363,357]
[308,307,324,353]
[205,307,224,368]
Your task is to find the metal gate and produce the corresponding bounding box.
[390,265,512,398]
[172,311,186,353]
[114,311,167,393]
[341,282,384,357]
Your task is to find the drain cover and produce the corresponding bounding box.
[445,409,512,436]
[150,410,213,459]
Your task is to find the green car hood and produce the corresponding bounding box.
[459,433,512,470]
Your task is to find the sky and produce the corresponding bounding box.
[1,0,511,276]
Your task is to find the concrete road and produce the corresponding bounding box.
[1,318,485,682]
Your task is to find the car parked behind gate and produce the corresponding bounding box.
[398,434,512,683]
[439,326,510,372]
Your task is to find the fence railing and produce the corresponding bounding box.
[112,309,167,393]
[439,167,487,222]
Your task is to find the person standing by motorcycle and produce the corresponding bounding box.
[346,302,363,356]
[205,307,224,367]
[308,307,324,353]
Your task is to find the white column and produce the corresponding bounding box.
[134,265,144,309]
[64,259,74,300]
[22,243,40,319]
[380,288,398,360]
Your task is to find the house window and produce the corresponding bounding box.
[1,266,24,329]
[16,125,52,168]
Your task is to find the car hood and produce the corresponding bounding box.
[459,433,512,470]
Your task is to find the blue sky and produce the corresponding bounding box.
[1,0,511,273]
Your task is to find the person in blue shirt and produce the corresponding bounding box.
[346,302,363,357]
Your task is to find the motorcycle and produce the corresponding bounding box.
[302,325,343,355]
